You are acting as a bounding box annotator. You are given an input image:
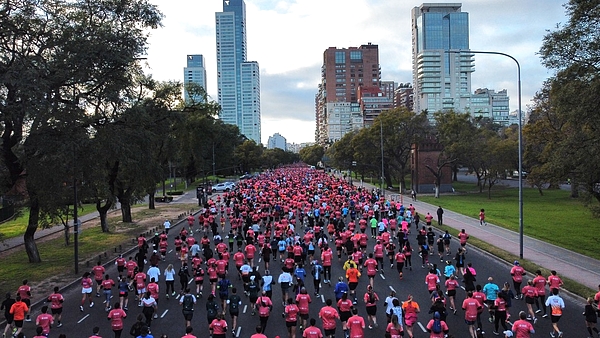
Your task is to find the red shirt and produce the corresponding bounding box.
[426,319,448,338]
[102,279,115,290]
[425,273,439,291]
[296,293,312,314]
[348,315,365,338]
[511,266,525,282]
[36,313,53,334]
[445,279,459,291]
[209,319,228,334]
[303,326,323,338]
[234,252,245,267]
[337,298,353,312]
[92,265,105,281]
[533,275,547,295]
[108,308,127,330]
[318,306,339,330]
[285,304,299,322]
[47,293,64,309]
[245,244,257,259]
[512,319,534,338]
[462,298,480,321]
[364,259,378,276]
[321,250,333,266]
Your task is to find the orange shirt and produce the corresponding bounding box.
[346,268,361,283]
[10,301,28,321]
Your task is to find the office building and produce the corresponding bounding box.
[267,133,287,151]
[411,3,474,119]
[183,55,207,103]
[216,0,261,143]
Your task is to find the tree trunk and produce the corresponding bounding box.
[25,198,42,263]
[570,180,579,198]
[96,199,113,232]
[434,185,440,198]
[148,194,155,210]
[120,200,132,223]
[452,165,458,182]
[63,224,70,246]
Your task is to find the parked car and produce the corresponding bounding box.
[212,182,235,192]
[240,173,253,180]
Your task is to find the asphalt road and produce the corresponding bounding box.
[14,194,586,338]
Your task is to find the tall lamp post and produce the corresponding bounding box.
[446,49,523,259]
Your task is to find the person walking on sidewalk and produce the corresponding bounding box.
[436,207,444,226]
[545,288,565,337]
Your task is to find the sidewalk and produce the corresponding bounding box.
[355,180,600,291]
[0,191,196,253]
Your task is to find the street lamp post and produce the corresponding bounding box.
[380,120,385,197]
[446,49,524,259]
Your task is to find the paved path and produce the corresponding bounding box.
[355,179,600,291]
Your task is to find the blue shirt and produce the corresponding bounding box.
[334,282,349,299]
[483,282,500,301]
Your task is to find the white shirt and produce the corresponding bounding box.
[163,220,171,229]
[147,266,160,282]
[278,272,292,284]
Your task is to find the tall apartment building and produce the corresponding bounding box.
[411,3,474,120]
[267,133,287,151]
[470,88,510,125]
[358,86,394,127]
[315,44,381,144]
[216,0,261,144]
[183,55,207,103]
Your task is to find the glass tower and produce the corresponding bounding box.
[183,55,207,103]
[216,0,261,143]
[412,3,474,120]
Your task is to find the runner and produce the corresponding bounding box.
[284,297,300,338]
[107,302,127,338]
[179,288,196,329]
[532,270,548,318]
[545,288,565,338]
[47,286,64,328]
[511,311,535,338]
[510,261,525,299]
[9,296,28,338]
[92,262,106,298]
[347,307,365,338]
[402,295,420,338]
[80,272,95,311]
[479,208,486,226]
[363,285,379,329]
[1,293,15,338]
[425,311,449,338]
[102,274,115,312]
[584,297,599,338]
[462,291,482,338]
[34,306,53,337]
[208,313,228,338]
[318,299,339,338]
[256,291,272,334]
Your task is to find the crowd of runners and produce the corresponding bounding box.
[1,165,597,338]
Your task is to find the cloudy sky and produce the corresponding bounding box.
[144,0,568,145]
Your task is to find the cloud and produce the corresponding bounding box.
[145,0,567,145]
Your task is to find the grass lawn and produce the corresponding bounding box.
[420,182,600,260]
[0,203,98,240]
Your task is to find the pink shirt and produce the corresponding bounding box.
[462,298,480,321]
[512,319,534,338]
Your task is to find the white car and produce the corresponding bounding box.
[212,182,235,192]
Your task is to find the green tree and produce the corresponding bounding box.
[531,0,600,208]
[0,0,162,262]
[299,145,324,167]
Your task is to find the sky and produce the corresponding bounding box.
[144,0,569,145]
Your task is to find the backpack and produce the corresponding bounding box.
[218,279,230,296]
[207,301,218,318]
[229,295,240,311]
[432,319,442,333]
[182,295,194,311]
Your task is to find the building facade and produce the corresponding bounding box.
[315,44,382,145]
[267,133,286,151]
[183,55,207,103]
[358,86,394,127]
[470,88,510,125]
[216,0,261,144]
[411,3,474,120]
[325,102,363,143]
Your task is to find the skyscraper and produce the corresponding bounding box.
[183,55,207,103]
[216,0,261,143]
[411,3,474,119]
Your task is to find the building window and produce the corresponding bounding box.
[335,52,345,64]
[350,51,362,61]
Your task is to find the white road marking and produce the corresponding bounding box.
[77,314,90,323]
[417,321,427,332]
[188,279,193,285]
[460,285,465,290]
[236,327,241,337]
[160,309,168,318]
[243,305,247,313]
[168,249,173,253]
[379,273,386,280]
[258,258,261,262]
[321,295,325,303]
[388,285,396,293]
